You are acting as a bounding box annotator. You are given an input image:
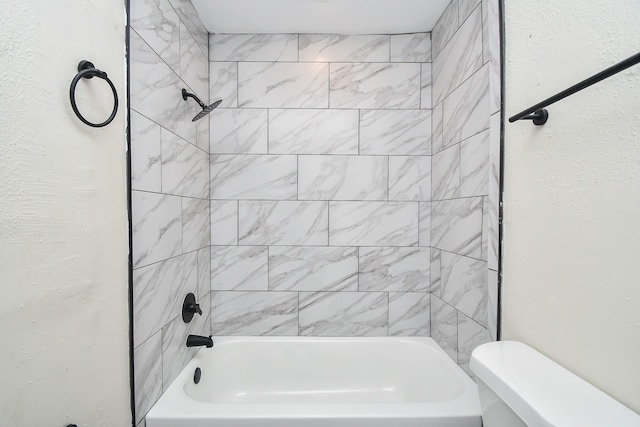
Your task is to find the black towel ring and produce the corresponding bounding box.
[69,60,119,128]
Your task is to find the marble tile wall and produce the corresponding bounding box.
[207,3,501,376]
[208,32,433,340]
[131,7,501,419]
[430,0,501,375]
[130,0,210,424]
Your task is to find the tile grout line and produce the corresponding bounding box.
[432,0,481,64]
[131,28,205,144]
[433,55,488,110]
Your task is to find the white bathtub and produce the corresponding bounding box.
[146,336,481,427]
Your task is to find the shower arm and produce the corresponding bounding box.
[181,88,207,109]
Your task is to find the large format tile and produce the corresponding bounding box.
[440,252,488,326]
[390,33,431,63]
[300,34,389,62]
[132,191,182,268]
[209,62,238,108]
[330,63,421,109]
[421,63,432,109]
[133,252,197,346]
[488,112,500,270]
[299,292,388,336]
[359,247,430,291]
[431,296,458,361]
[482,197,489,262]
[269,246,358,291]
[431,248,442,294]
[161,293,211,388]
[200,292,213,337]
[238,62,329,108]
[268,109,359,155]
[182,197,209,252]
[168,0,208,55]
[239,201,329,246]
[197,246,210,299]
[482,0,489,64]
[211,291,298,335]
[130,110,161,192]
[329,201,419,246]
[459,0,482,24]
[433,7,483,104]
[210,109,268,154]
[210,34,298,62]
[419,202,431,247]
[360,110,431,155]
[431,0,458,59]
[161,129,209,199]
[488,0,501,113]
[180,23,208,100]
[432,102,444,154]
[130,30,196,144]
[442,64,490,148]
[389,292,430,336]
[460,129,489,197]
[210,246,268,291]
[161,317,196,391]
[432,144,460,200]
[458,312,491,376]
[210,200,238,245]
[298,155,388,201]
[431,197,483,258]
[133,331,162,424]
[130,0,180,73]
[389,156,431,201]
[210,155,297,200]
[196,110,210,152]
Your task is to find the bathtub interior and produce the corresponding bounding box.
[186,337,466,404]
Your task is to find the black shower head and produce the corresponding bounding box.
[192,99,222,121]
[181,88,222,122]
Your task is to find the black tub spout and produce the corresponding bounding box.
[186,335,214,348]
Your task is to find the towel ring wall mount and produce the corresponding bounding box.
[69,60,119,128]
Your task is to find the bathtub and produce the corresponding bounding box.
[146,336,481,427]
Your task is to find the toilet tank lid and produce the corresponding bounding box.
[470,341,640,427]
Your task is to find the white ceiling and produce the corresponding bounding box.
[191,0,450,35]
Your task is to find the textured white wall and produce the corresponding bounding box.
[502,0,640,413]
[0,1,131,425]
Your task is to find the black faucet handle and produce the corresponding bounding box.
[186,302,202,315]
[182,293,202,323]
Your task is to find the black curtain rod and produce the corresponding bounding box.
[509,51,640,125]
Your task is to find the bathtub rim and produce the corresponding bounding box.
[146,336,481,422]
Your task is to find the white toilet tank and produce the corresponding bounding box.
[470,341,640,427]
